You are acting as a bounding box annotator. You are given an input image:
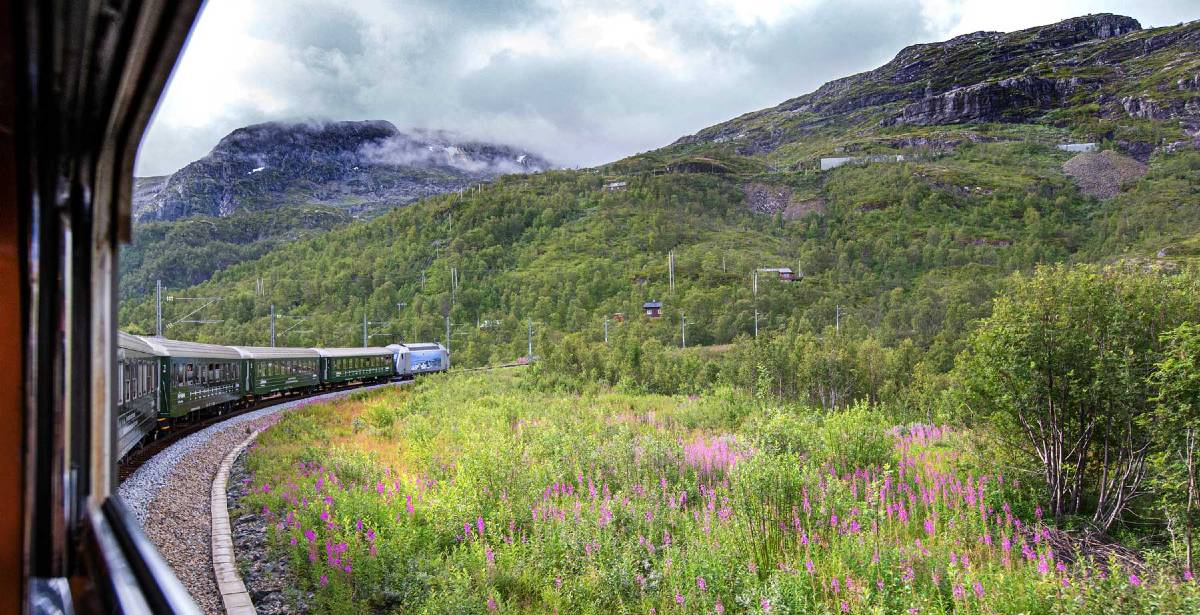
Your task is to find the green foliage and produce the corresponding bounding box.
[121,206,350,300]
[956,264,1200,529]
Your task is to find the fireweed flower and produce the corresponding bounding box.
[952,585,965,600]
[973,580,984,599]
[1129,574,1142,587]
[761,598,771,612]
[675,592,685,606]
[319,574,328,586]
[697,577,706,591]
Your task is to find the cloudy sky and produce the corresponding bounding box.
[135,0,1198,176]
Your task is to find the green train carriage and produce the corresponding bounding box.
[116,333,161,459]
[138,336,245,420]
[313,347,395,385]
[231,346,320,397]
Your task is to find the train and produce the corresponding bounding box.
[115,333,449,461]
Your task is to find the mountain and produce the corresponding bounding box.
[666,14,1197,164]
[133,120,553,222]
[122,121,553,299]
[119,14,1200,370]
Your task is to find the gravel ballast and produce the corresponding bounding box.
[119,385,394,614]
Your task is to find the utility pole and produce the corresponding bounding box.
[397,302,406,343]
[270,304,276,347]
[604,317,609,344]
[363,312,369,348]
[836,305,841,334]
[681,314,687,349]
[445,316,451,355]
[527,319,534,362]
[753,270,759,338]
[668,250,675,292]
[155,279,162,336]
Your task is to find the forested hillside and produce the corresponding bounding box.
[123,121,552,300]
[119,13,1200,373]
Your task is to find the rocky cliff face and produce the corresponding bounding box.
[894,76,1088,125]
[135,120,553,222]
[673,14,1199,157]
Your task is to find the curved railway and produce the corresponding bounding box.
[117,378,376,482]
[116,333,449,469]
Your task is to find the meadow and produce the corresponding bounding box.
[240,372,1198,613]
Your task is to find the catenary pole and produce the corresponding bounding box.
[155,279,162,336]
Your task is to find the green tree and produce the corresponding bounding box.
[958,264,1200,530]
[1149,323,1200,570]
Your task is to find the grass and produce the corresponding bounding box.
[239,372,1199,613]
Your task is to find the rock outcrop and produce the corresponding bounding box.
[895,77,1088,125]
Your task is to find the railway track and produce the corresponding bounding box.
[117,379,395,482]
[118,363,522,482]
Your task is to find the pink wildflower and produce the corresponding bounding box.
[319,574,328,586]
[697,576,707,591]
[1129,573,1142,587]
[761,598,771,612]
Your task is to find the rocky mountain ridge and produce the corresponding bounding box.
[134,120,553,222]
[672,14,1198,160]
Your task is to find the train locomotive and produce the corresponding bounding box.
[116,334,448,462]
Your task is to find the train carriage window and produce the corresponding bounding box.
[186,363,194,385]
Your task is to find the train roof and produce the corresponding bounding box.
[403,343,446,352]
[384,344,410,354]
[310,347,395,358]
[228,346,321,360]
[135,336,243,360]
[117,332,158,354]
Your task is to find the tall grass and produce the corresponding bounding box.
[241,373,1198,613]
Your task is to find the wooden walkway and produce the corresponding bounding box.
[211,429,262,615]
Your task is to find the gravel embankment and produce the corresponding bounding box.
[119,385,393,614]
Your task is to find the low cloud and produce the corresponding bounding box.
[358,131,547,176]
